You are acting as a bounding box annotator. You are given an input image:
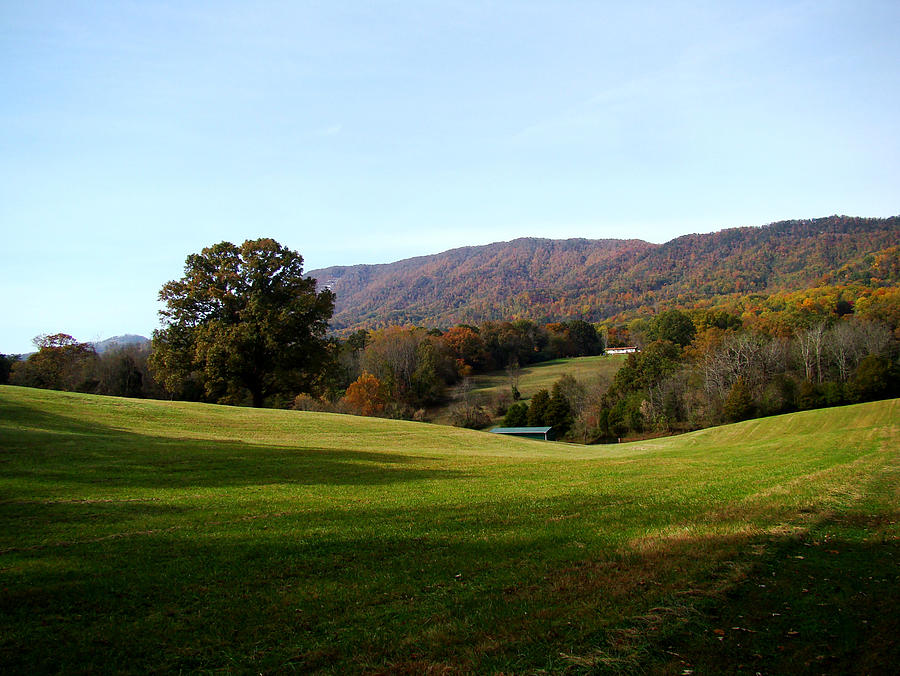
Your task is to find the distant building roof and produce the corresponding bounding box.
[491,427,552,434]
[490,426,554,441]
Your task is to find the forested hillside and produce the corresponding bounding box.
[309,216,899,330]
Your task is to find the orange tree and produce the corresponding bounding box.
[341,371,388,416]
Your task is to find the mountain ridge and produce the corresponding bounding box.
[92,334,150,354]
[307,215,900,331]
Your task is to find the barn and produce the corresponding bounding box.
[606,346,638,354]
[489,426,555,441]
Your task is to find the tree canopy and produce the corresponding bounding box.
[647,309,696,347]
[9,333,97,392]
[149,238,334,407]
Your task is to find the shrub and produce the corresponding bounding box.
[450,404,492,429]
[292,393,327,412]
[848,355,897,402]
[503,402,528,427]
[724,377,755,422]
[492,390,512,416]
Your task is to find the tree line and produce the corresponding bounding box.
[584,309,898,443]
[4,238,898,444]
[293,318,604,423]
[2,239,605,410]
[3,333,163,399]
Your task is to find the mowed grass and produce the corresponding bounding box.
[471,354,626,400]
[0,385,898,674]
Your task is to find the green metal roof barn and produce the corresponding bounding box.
[489,426,554,441]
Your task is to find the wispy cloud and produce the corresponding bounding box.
[316,123,343,137]
[511,1,819,145]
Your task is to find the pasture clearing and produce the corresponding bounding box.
[470,353,626,400]
[430,353,626,425]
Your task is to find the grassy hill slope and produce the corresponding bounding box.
[1,386,897,673]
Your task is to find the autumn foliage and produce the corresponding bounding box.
[310,216,899,331]
[341,372,388,417]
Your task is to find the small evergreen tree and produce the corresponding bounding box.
[724,377,755,422]
[609,404,629,439]
[526,389,551,426]
[546,382,573,436]
[503,402,528,427]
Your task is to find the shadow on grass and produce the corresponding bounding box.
[2,393,897,672]
[650,526,900,675]
[0,499,190,537]
[0,498,897,675]
[0,399,469,490]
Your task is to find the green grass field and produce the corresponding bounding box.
[1,385,898,674]
[471,354,626,400]
[431,354,626,425]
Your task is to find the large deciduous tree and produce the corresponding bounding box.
[149,238,334,407]
[647,309,696,348]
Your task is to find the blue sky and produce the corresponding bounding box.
[2,1,898,353]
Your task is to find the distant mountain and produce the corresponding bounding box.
[92,334,150,354]
[307,216,900,330]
